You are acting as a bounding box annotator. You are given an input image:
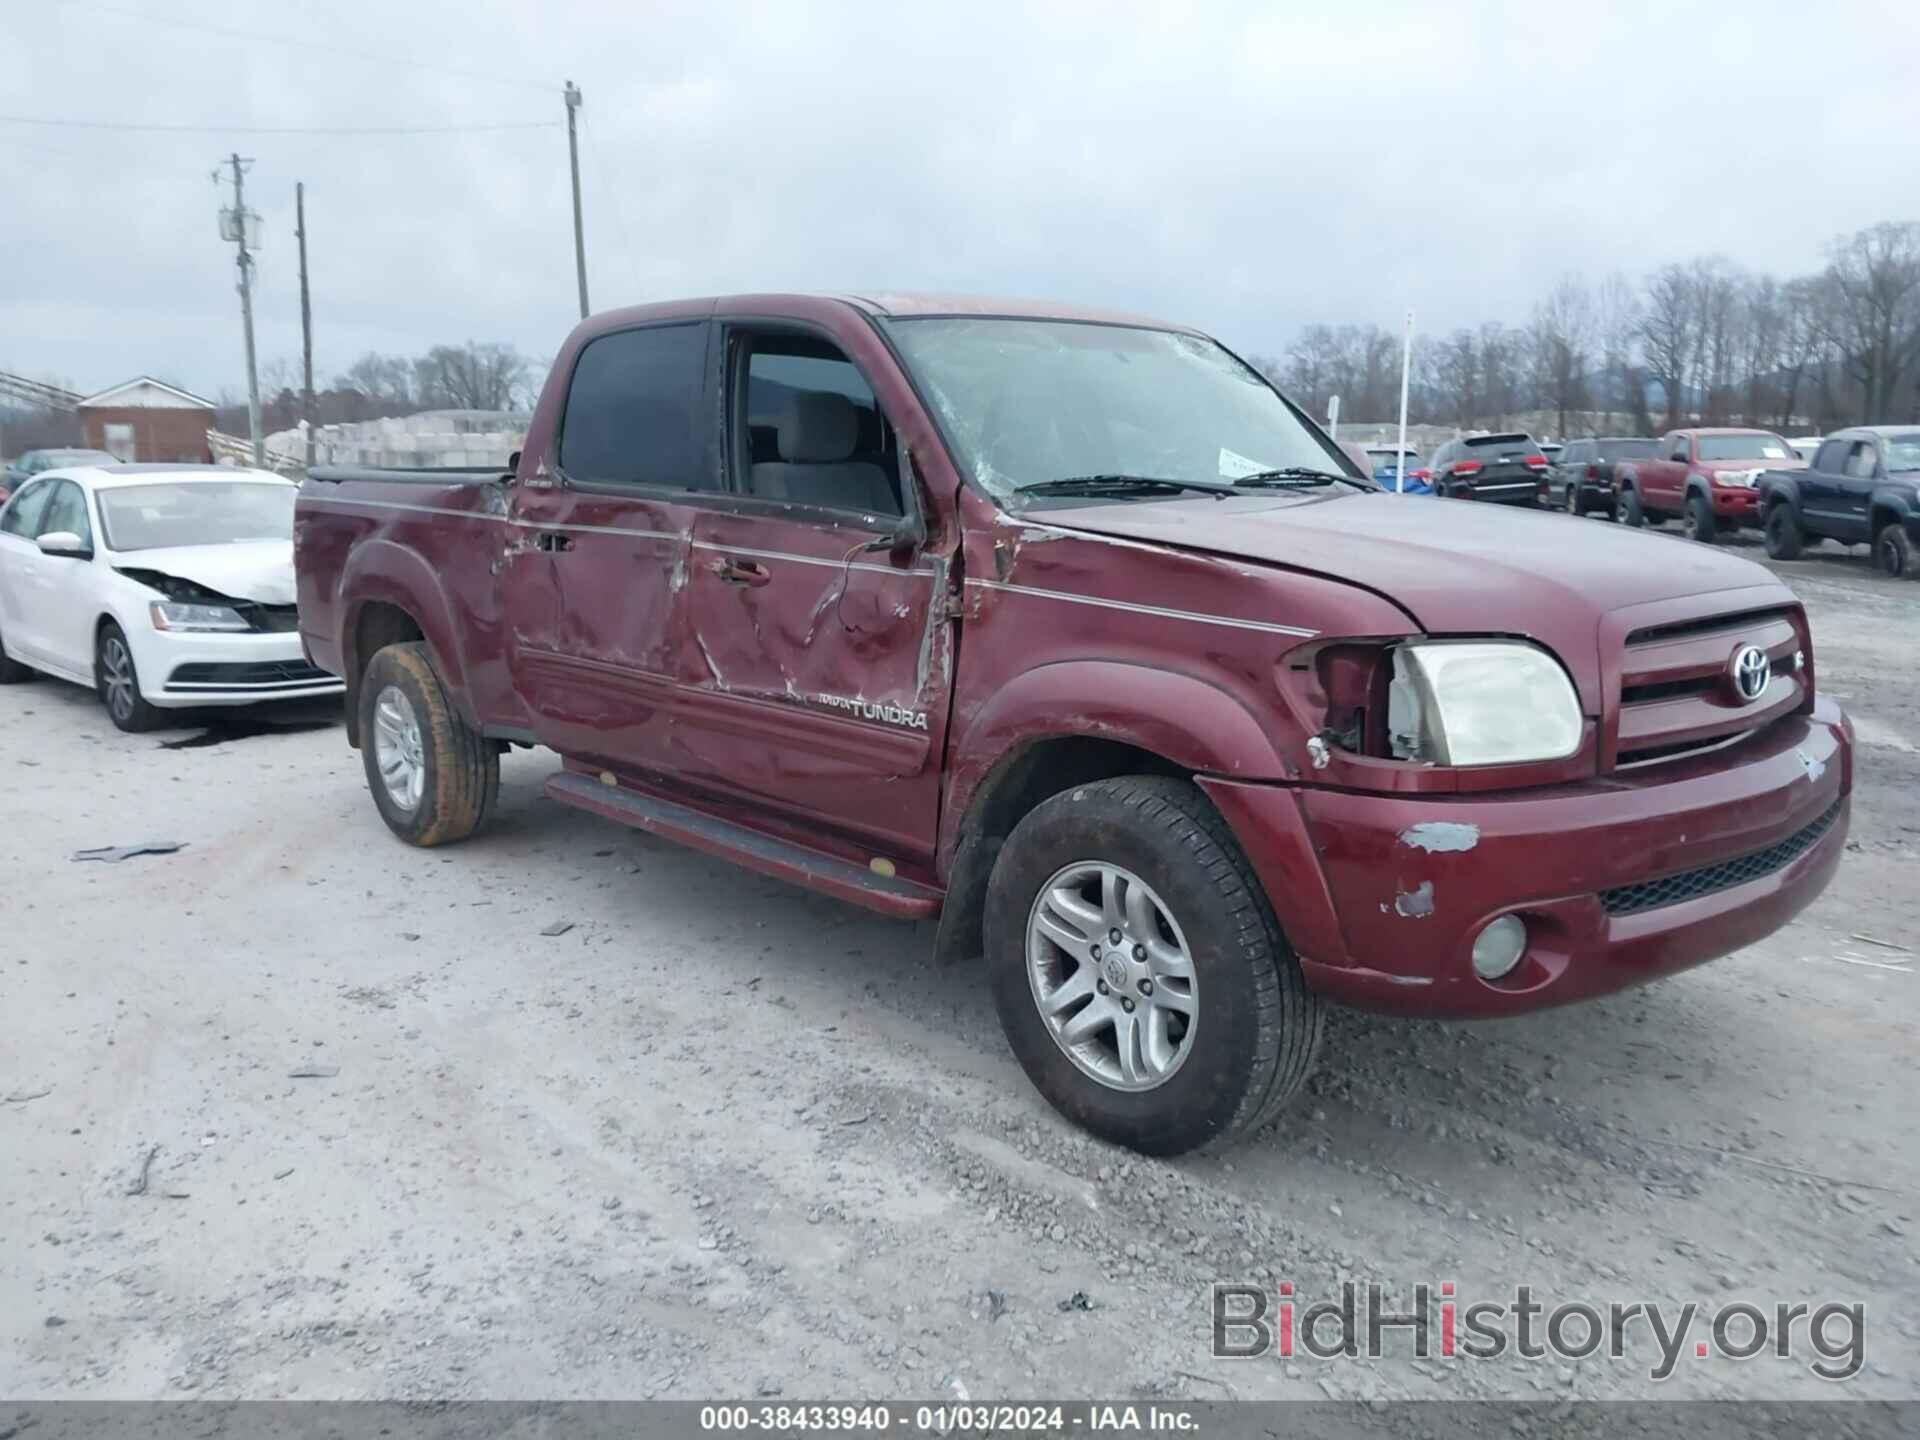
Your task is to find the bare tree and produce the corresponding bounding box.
[1531,275,1595,436]
[1639,265,1696,430]
[1594,271,1649,433]
[413,341,533,412]
[1823,221,1920,423]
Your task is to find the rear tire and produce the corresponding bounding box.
[1622,488,1648,527]
[359,641,499,846]
[1876,523,1914,579]
[985,776,1322,1156]
[1764,504,1805,560]
[1564,485,1583,517]
[1685,491,1718,544]
[95,621,160,732]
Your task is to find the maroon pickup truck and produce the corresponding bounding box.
[1615,427,1805,542]
[295,293,1852,1155]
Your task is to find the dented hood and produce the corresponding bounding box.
[114,540,297,606]
[1025,490,1791,698]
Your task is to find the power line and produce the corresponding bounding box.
[0,114,559,136]
[54,0,558,94]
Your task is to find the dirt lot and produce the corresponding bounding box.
[2,529,1916,1404]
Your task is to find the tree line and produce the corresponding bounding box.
[1252,220,1920,438]
[222,339,538,437]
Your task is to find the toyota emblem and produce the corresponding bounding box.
[1731,645,1771,704]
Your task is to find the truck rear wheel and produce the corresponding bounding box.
[984,776,1321,1155]
[1621,488,1658,528]
[1764,504,1805,560]
[359,641,498,846]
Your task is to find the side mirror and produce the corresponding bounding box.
[37,530,91,559]
[861,512,926,559]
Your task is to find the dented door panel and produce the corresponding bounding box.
[671,504,953,858]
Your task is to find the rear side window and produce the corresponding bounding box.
[1,478,54,536]
[1599,440,1657,461]
[1812,439,1847,473]
[558,323,709,489]
[1463,434,1540,458]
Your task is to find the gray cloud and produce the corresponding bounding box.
[4,0,1913,398]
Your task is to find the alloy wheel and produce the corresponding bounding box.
[101,637,136,722]
[373,685,427,811]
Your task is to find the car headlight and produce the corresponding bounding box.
[1719,468,1760,488]
[1387,641,1583,766]
[150,601,249,632]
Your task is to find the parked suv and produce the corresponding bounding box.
[1759,426,1920,574]
[1426,433,1550,505]
[294,294,1850,1155]
[1548,437,1659,518]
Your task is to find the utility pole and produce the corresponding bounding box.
[218,153,265,467]
[564,81,589,319]
[296,181,315,468]
[1395,309,1415,493]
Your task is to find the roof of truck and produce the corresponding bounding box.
[577,292,1196,336]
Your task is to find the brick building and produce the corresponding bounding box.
[77,377,215,463]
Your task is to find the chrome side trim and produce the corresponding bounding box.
[965,579,1317,637]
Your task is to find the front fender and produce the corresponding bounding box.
[338,538,473,721]
[940,659,1291,863]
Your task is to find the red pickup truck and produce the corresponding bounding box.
[1615,427,1804,542]
[295,294,1851,1155]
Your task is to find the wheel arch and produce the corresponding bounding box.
[337,540,472,746]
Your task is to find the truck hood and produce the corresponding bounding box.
[111,540,297,606]
[1024,490,1786,639]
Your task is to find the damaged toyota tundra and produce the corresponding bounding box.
[294,294,1852,1154]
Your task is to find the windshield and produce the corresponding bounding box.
[1885,434,1920,473]
[96,481,295,552]
[884,318,1351,500]
[1697,434,1793,461]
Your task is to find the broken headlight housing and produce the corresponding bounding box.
[150,601,249,633]
[1387,641,1582,766]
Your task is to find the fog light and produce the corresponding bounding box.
[1471,915,1527,981]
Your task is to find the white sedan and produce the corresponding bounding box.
[0,463,344,732]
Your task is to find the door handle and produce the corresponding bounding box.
[709,555,770,587]
[534,531,574,553]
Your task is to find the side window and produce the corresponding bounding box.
[734,333,902,517]
[39,481,92,544]
[1,479,53,537]
[1845,442,1879,480]
[557,323,709,489]
[1813,439,1848,474]
[1668,436,1690,462]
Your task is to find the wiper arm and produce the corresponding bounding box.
[1230,467,1360,489]
[1020,474,1230,499]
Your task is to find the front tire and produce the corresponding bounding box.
[985,776,1322,1156]
[1876,522,1914,579]
[1764,504,1805,560]
[95,621,160,732]
[1564,485,1583,517]
[1622,488,1650,527]
[0,625,33,683]
[358,641,499,846]
[1685,491,1718,544]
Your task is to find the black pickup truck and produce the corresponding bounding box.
[1760,426,1920,575]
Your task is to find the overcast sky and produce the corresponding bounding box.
[3,0,1914,401]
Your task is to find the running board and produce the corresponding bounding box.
[544,771,943,920]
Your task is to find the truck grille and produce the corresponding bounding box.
[1600,797,1842,916]
[1613,606,1805,767]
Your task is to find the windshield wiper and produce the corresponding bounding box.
[1230,467,1360,489]
[1020,474,1229,500]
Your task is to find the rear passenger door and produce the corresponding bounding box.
[503,316,715,771]
[668,313,955,862]
[1837,440,1881,540]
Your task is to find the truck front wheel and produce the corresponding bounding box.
[1764,504,1805,560]
[359,642,499,846]
[984,776,1322,1155]
[1877,523,1914,578]
[1685,492,1718,544]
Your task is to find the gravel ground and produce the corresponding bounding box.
[2,530,1915,1404]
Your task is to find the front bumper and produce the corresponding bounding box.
[1710,485,1762,522]
[135,625,345,708]
[1200,695,1850,1018]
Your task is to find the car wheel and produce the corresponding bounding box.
[359,641,499,846]
[1764,504,1805,560]
[1621,488,1647,527]
[985,776,1322,1156]
[1564,485,1583,517]
[0,624,33,684]
[95,621,160,732]
[1685,492,1718,544]
[1876,523,1914,579]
